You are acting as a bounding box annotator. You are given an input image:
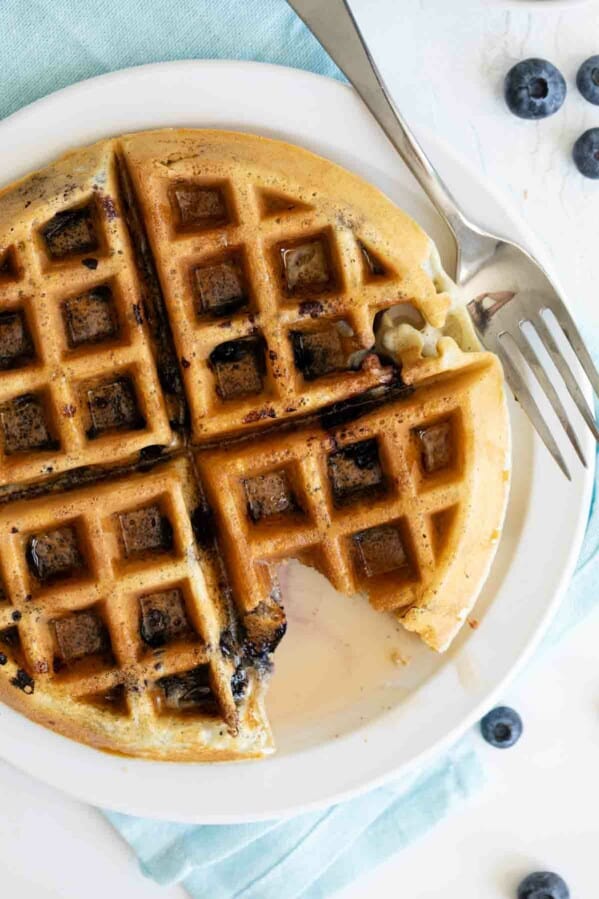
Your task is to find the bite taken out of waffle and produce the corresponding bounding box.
[0,130,510,760]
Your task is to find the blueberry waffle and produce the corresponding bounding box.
[0,130,509,759]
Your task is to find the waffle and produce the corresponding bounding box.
[0,457,270,759]
[120,129,452,443]
[0,129,510,760]
[195,345,508,652]
[0,139,185,499]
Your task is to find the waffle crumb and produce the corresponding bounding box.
[390,649,409,667]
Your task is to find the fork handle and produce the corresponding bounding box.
[287,0,472,248]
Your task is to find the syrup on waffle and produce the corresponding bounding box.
[0,457,271,759]
[119,130,451,443]
[195,347,508,653]
[0,130,510,760]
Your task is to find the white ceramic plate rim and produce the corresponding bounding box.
[0,60,593,823]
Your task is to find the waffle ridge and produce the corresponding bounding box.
[0,129,510,760]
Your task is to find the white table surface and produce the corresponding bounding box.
[3,1,599,896]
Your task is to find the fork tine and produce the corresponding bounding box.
[495,341,572,480]
[545,301,599,398]
[509,326,586,466]
[535,313,599,442]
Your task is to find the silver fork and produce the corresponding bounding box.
[287,0,599,479]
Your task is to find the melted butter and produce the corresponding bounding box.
[267,560,415,749]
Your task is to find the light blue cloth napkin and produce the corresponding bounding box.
[106,740,483,898]
[0,0,341,122]
[2,1,597,895]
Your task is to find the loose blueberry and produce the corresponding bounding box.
[517,871,570,899]
[573,128,599,179]
[504,58,566,119]
[480,705,522,748]
[576,55,599,105]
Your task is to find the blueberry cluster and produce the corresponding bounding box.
[504,56,599,178]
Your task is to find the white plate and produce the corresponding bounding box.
[0,61,593,823]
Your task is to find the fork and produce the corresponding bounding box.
[287,0,599,479]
